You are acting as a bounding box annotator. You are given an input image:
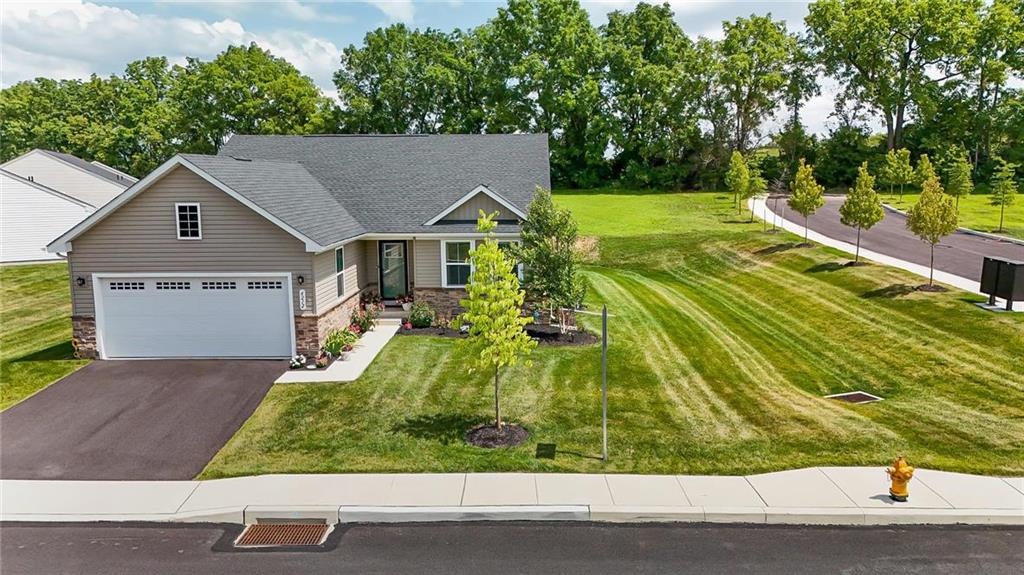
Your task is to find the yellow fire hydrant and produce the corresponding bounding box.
[886,457,914,502]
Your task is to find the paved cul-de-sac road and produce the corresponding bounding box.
[768,195,1024,282]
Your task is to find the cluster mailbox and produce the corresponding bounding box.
[980,257,1024,311]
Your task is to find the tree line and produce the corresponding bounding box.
[1,0,1020,190]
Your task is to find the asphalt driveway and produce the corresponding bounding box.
[0,360,284,480]
[774,196,1024,282]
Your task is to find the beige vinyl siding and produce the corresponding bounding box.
[68,166,313,316]
[439,192,508,221]
[313,240,364,314]
[3,151,126,208]
[413,239,441,287]
[364,240,379,289]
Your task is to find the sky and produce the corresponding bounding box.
[1,1,846,135]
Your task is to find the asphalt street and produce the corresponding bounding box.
[2,522,1022,574]
[767,195,1024,282]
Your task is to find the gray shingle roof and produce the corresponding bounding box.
[40,150,135,187]
[180,154,364,246]
[217,134,549,237]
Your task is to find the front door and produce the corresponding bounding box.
[379,241,408,299]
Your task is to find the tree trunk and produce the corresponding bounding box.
[804,216,809,243]
[494,365,502,431]
[855,227,861,262]
[899,183,904,202]
[929,243,935,286]
[999,202,1006,233]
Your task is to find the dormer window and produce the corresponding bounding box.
[175,203,202,239]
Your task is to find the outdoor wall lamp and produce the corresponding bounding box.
[297,275,305,285]
[75,277,86,287]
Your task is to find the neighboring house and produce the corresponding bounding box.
[1,149,136,263]
[47,134,550,360]
[0,170,94,262]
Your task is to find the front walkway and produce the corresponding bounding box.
[276,319,401,383]
[3,468,1021,525]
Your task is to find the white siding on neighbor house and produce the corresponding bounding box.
[413,239,442,288]
[439,192,509,221]
[313,240,364,314]
[3,152,126,208]
[1,173,93,262]
[68,166,313,316]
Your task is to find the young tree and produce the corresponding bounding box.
[915,154,937,188]
[514,188,585,331]
[746,164,768,222]
[990,160,1019,233]
[788,158,826,243]
[945,154,974,209]
[881,149,899,195]
[725,151,750,213]
[839,161,885,262]
[459,211,537,432]
[906,176,959,286]
[893,148,915,201]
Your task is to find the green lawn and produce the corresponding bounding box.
[882,191,1023,240]
[202,191,1024,478]
[0,263,88,410]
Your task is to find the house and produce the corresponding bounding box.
[1,149,136,263]
[46,134,550,360]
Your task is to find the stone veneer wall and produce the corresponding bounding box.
[71,316,97,359]
[413,287,466,321]
[295,291,362,356]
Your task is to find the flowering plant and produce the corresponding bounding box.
[289,354,307,369]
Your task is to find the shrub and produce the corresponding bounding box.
[408,301,435,328]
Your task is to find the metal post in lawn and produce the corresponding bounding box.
[602,305,608,462]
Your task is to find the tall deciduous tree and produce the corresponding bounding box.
[718,15,795,152]
[484,0,609,187]
[990,159,1019,233]
[725,151,751,213]
[906,176,959,285]
[175,43,337,153]
[944,154,974,208]
[459,211,537,431]
[789,158,826,243]
[839,161,885,261]
[806,0,977,150]
[601,2,699,187]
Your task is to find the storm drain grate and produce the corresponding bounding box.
[235,523,330,548]
[825,391,883,404]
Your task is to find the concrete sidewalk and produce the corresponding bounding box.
[275,319,400,383]
[2,468,1021,526]
[750,197,1023,311]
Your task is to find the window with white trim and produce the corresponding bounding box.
[175,203,201,239]
[335,247,345,297]
[498,240,524,282]
[442,240,473,288]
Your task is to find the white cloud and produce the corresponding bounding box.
[0,1,342,93]
[364,0,415,23]
[279,1,352,23]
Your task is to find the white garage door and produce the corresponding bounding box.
[96,275,293,358]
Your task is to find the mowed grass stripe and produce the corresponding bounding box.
[615,269,888,439]
[586,268,753,440]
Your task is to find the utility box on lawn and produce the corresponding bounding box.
[980,257,1024,310]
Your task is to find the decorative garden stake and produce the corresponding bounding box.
[886,457,914,502]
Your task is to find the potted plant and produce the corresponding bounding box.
[360,290,382,312]
[340,343,355,361]
[325,327,359,361]
[289,354,307,370]
[398,294,415,312]
[314,350,333,369]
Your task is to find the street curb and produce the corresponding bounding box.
[337,505,590,523]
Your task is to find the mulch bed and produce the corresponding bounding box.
[916,284,949,293]
[465,423,529,448]
[844,260,870,267]
[395,323,598,346]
